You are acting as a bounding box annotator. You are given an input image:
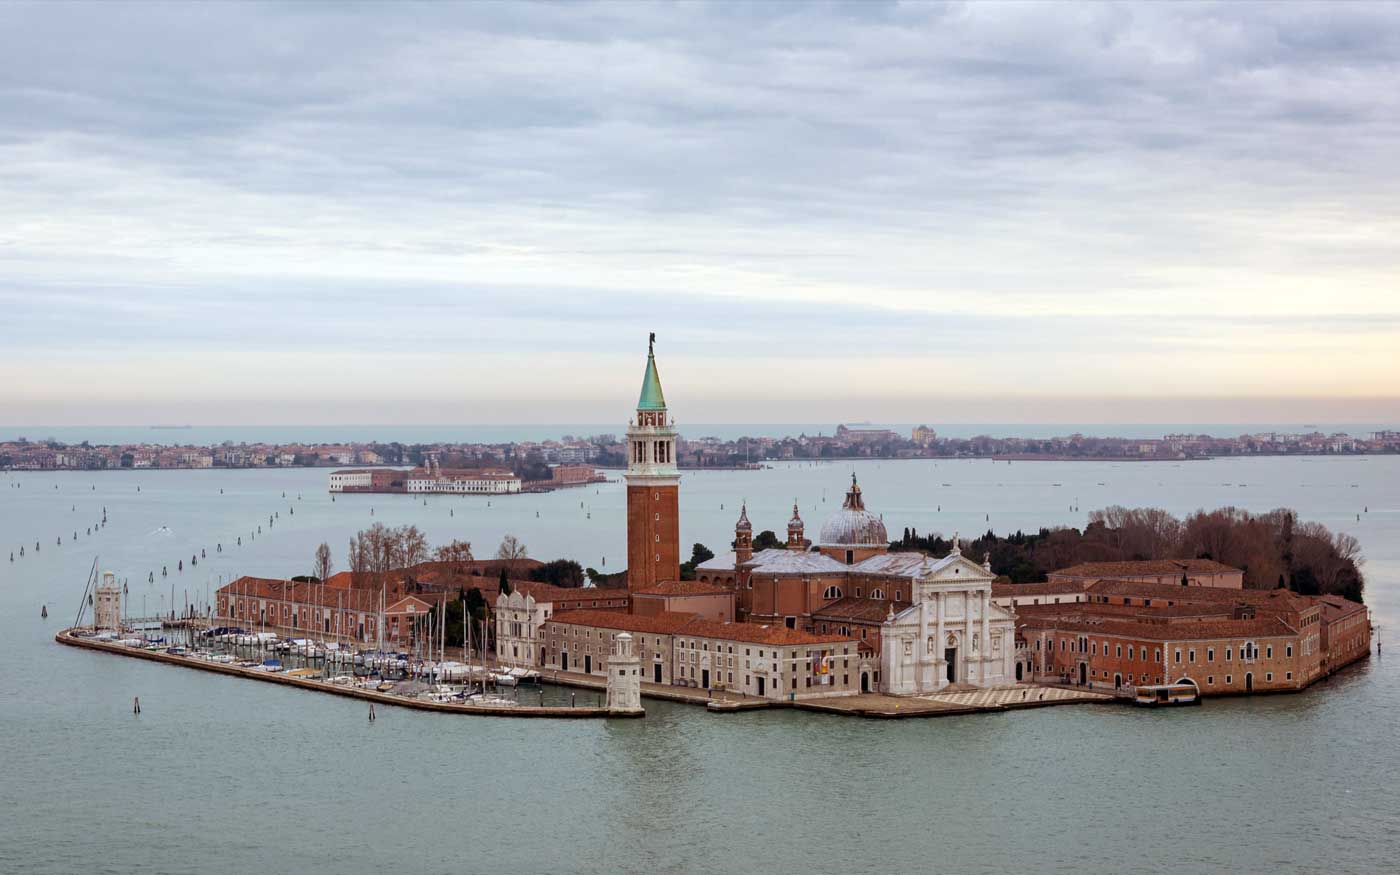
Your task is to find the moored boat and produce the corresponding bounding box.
[1134,682,1201,707]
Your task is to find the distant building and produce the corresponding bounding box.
[328,470,375,492]
[1048,559,1243,589]
[912,425,937,446]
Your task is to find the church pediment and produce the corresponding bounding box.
[916,553,995,586]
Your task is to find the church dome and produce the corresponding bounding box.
[818,475,888,547]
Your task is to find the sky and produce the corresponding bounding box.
[2,1,1399,427]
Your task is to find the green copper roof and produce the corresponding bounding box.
[637,351,667,410]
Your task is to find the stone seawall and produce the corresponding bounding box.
[56,629,635,719]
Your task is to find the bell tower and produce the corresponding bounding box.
[625,333,681,591]
[735,503,753,564]
[787,502,806,550]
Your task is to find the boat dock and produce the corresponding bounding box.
[56,628,630,719]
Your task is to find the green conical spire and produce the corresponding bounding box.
[637,332,667,410]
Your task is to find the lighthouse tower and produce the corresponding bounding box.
[606,632,644,715]
[625,333,681,592]
[93,571,121,630]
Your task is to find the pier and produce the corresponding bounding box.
[56,628,632,719]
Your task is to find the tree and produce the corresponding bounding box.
[498,566,512,597]
[529,559,585,588]
[496,535,528,562]
[680,543,715,580]
[753,530,783,551]
[312,542,333,583]
[434,539,474,565]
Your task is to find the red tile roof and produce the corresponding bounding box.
[678,618,854,647]
[632,579,732,597]
[1051,559,1241,578]
[811,596,909,623]
[547,610,701,635]
[1018,610,1296,642]
[546,610,855,647]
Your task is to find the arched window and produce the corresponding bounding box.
[822,586,843,600]
[871,589,885,600]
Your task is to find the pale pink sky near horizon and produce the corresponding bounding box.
[3,2,1399,426]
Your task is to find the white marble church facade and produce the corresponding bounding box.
[880,544,1017,695]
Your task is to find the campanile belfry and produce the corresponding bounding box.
[625,333,681,591]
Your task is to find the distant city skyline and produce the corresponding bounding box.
[3,2,1399,424]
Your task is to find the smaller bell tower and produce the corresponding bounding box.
[735,503,753,563]
[787,502,806,550]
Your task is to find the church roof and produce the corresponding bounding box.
[743,548,849,575]
[696,551,739,571]
[637,340,667,410]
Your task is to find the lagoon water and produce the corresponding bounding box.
[2,457,1398,874]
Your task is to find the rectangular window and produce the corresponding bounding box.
[1207,648,1214,662]
[1175,649,1182,664]
[1189,649,1196,663]
[1286,645,1293,658]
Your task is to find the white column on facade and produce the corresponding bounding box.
[981,589,991,675]
[935,591,946,688]
[965,590,975,685]
[917,597,929,694]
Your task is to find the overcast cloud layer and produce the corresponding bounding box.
[2,1,1399,425]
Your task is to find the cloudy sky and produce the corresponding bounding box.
[3,1,1399,426]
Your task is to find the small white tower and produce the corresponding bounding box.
[93,571,122,631]
[606,632,644,715]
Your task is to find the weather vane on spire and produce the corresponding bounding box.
[649,332,656,355]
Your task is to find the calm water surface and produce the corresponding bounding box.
[2,458,1397,874]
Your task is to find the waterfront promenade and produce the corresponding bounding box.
[56,628,626,719]
[531,667,1115,718]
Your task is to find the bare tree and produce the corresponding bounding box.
[434,539,474,565]
[496,535,528,562]
[313,542,333,583]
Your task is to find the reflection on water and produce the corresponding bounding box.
[1,458,1397,874]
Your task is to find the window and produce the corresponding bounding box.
[1208,677,1214,685]
[1207,648,1214,662]
[1266,645,1273,658]
[871,589,885,600]
[1226,675,1232,684]
[823,586,843,600]
[1174,649,1182,664]
[1226,647,1232,661]
[1285,645,1292,658]
[1266,672,1273,681]
[1189,649,1196,663]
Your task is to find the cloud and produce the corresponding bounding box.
[1,1,1398,424]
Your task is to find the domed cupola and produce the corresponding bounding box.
[818,474,889,554]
